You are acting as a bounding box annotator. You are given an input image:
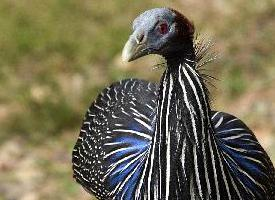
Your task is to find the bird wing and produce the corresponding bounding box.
[211,111,275,199]
[72,79,158,199]
[72,81,275,199]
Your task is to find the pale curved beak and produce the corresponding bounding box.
[122,33,147,62]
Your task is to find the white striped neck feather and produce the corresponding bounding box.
[136,52,215,199]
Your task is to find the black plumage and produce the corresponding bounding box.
[72,8,275,200]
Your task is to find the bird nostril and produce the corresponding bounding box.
[135,33,145,44]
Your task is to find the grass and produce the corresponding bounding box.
[0,0,274,199]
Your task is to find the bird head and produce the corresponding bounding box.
[122,8,195,62]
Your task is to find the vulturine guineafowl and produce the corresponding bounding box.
[72,8,275,199]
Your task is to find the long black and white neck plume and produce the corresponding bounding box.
[72,7,275,200]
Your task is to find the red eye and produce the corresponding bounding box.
[158,23,168,34]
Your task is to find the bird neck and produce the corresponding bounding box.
[162,56,211,147]
[164,39,195,64]
[139,56,212,199]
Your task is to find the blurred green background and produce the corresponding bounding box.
[0,0,274,199]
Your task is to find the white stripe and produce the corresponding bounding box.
[165,74,173,200]
[225,118,238,125]
[185,63,209,121]
[227,169,242,199]
[221,144,247,153]
[74,169,90,182]
[145,103,154,110]
[130,107,151,121]
[130,101,136,106]
[104,152,140,179]
[119,151,147,174]
[214,116,224,128]
[217,128,245,134]
[190,176,196,200]
[94,104,104,111]
[193,146,203,198]
[242,155,267,169]
[114,123,123,127]
[103,147,130,159]
[103,142,122,146]
[178,65,199,145]
[106,93,111,100]
[88,113,96,117]
[80,129,87,133]
[111,114,119,118]
[223,151,266,192]
[202,142,211,196]
[114,88,118,100]
[135,150,150,199]
[122,109,131,116]
[213,137,231,199]
[182,65,205,130]
[181,137,187,179]
[124,80,129,89]
[185,58,195,63]
[147,70,168,199]
[157,70,168,198]
[111,155,146,196]
[182,64,206,198]
[223,154,257,197]
[221,133,251,140]
[113,129,152,140]
[134,117,153,131]
[208,134,220,200]
[211,111,220,120]
[130,80,135,91]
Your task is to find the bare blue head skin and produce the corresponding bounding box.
[122,8,195,62]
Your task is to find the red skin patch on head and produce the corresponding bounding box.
[159,23,169,34]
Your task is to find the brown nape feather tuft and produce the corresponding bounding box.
[169,8,195,40]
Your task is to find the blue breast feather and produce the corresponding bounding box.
[104,120,154,199]
[212,111,270,198]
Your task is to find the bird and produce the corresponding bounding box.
[72,8,275,200]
